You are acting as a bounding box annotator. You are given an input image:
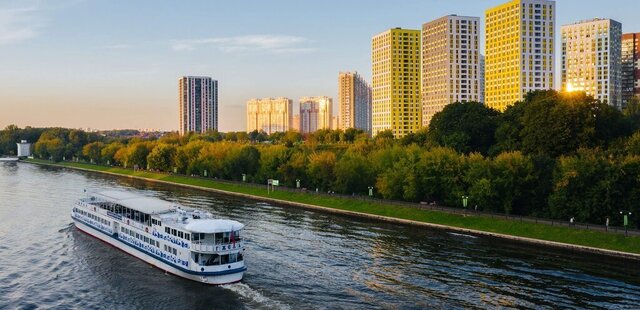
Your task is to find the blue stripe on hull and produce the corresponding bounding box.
[72,214,246,277]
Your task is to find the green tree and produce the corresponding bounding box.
[428,102,500,154]
[82,142,105,163]
[307,151,337,191]
[147,143,177,172]
[334,151,375,195]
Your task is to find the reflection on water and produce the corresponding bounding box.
[0,163,639,309]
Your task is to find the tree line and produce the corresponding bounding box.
[3,90,640,228]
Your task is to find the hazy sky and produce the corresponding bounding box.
[1,0,638,132]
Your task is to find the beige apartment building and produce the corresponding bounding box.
[246,97,293,134]
[421,15,481,127]
[338,72,371,133]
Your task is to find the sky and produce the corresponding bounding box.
[0,0,638,132]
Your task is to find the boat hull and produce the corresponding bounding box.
[73,219,244,285]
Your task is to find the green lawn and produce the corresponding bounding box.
[26,158,640,255]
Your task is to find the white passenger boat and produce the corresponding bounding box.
[71,190,246,285]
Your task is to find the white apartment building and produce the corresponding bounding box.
[421,15,481,126]
[562,18,622,108]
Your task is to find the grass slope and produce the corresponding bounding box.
[26,159,640,255]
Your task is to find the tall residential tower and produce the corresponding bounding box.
[338,72,372,133]
[622,33,640,108]
[246,97,293,134]
[421,15,481,126]
[179,76,218,135]
[485,0,555,111]
[299,96,332,134]
[562,18,622,108]
[372,28,421,137]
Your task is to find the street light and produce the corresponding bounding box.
[620,211,632,236]
[368,186,374,197]
[461,195,469,215]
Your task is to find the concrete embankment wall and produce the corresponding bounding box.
[27,161,640,261]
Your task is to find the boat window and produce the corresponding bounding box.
[192,233,199,241]
[215,232,223,244]
[165,227,169,234]
[171,229,176,236]
[135,233,140,239]
[223,232,230,244]
[203,254,220,266]
[157,221,161,227]
[185,234,190,241]
[134,211,140,222]
[221,254,229,265]
[237,253,243,262]
[172,248,177,255]
[144,236,148,243]
[152,219,156,225]
[229,253,237,263]
[178,231,183,238]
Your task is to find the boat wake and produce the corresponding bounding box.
[448,232,478,239]
[222,283,290,310]
[58,222,74,233]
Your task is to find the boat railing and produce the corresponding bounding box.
[191,241,244,252]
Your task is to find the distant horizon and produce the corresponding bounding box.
[1,0,639,131]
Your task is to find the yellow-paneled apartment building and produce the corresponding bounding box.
[372,28,421,137]
[485,0,556,111]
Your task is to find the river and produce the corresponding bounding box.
[1,162,639,309]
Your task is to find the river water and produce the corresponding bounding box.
[0,162,639,309]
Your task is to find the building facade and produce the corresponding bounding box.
[479,54,485,104]
[299,96,332,134]
[372,28,421,137]
[561,18,622,108]
[338,72,372,133]
[421,15,481,127]
[178,76,218,135]
[622,33,640,108]
[485,0,555,111]
[246,97,293,134]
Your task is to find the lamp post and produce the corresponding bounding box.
[620,211,632,236]
[368,186,374,197]
[462,195,469,215]
[296,179,301,189]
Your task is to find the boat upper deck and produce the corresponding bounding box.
[80,190,244,233]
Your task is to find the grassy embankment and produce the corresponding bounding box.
[25,158,640,255]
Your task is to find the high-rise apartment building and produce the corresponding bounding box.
[299,96,332,134]
[421,15,481,126]
[372,28,421,137]
[562,18,622,108]
[622,33,640,108]
[246,97,293,134]
[178,76,218,135]
[485,0,555,111]
[292,115,300,132]
[338,72,372,133]
[479,54,485,104]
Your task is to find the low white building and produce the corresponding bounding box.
[17,140,31,157]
